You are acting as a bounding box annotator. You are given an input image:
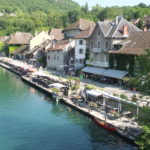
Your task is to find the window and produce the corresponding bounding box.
[54,55,56,60]
[79,40,83,45]
[79,59,84,64]
[106,42,108,49]
[98,31,100,36]
[91,41,93,48]
[98,42,101,48]
[48,56,50,60]
[79,49,83,54]
[57,56,59,61]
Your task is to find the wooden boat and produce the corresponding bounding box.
[93,117,116,132]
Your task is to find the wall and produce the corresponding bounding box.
[64,29,81,38]
[30,31,51,50]
[74,39,86,69]
[75,39,86,59]
[47,50,64,70]
[88,25,111,67]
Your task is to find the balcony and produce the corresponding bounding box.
[92,48,108,53]
[86,60,109,68]
[92,48,101,53]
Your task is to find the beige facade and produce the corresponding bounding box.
[30,31,51,50]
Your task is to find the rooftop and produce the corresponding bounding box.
[49,29,64,41]
[47,40,71,51]
[7,32,33,45]
[63,18,95,32]
[108,32,150,55]
[98,17,141,38]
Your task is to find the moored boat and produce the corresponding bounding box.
[93,117,116,132]
[116,128,136,142]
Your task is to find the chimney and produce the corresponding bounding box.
[116,16,119,25]
[123,25,128,37]
[144,26,148,32]
[52,42,55,48]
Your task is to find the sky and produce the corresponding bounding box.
[73,0,150,8]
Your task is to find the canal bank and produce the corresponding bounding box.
[0,58,142,144]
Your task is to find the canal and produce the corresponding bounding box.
[0,67,136,150]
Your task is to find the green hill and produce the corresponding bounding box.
[0,0,80,13]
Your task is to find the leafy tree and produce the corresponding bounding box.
[136,49,150,76]
[136,126,150,150]
[138,3,147,8]
[68,10,80,23]
[81,2,89,13]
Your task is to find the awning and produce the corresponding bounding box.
[49,83,66,89]
[82,67,128,79]
[82,66,106,75]
[101,69,128,79]
[86,90,104,97]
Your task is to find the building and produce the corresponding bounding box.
[74,23,95,70]
[47,19,95,71]
[63,18,95,70]
[30,31,51,50]
[62,18,95,39]
[108,31,150,74]
[82,16,141,82]
[6,32,33,55]
[49,29,64,41]
[47,39,75,71]
[7,32,33,46]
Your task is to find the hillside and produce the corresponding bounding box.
[0,0,80,13]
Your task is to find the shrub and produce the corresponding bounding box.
[120,94,128,100]
[113,93,119,97]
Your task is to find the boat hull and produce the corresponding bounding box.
[94,118,116,132]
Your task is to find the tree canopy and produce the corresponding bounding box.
[0,1,150,36]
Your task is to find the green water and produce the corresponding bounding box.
[0,67,136,150]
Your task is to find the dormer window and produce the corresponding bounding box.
[79,40,83,45]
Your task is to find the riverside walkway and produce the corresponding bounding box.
[0,57,142,142]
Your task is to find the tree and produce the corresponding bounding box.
[136,126,150,150]
[81,2,89,13]
[133,49,150,94]
[138,3,147,8]
[136,49,150,76]
[68,10,80,23]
